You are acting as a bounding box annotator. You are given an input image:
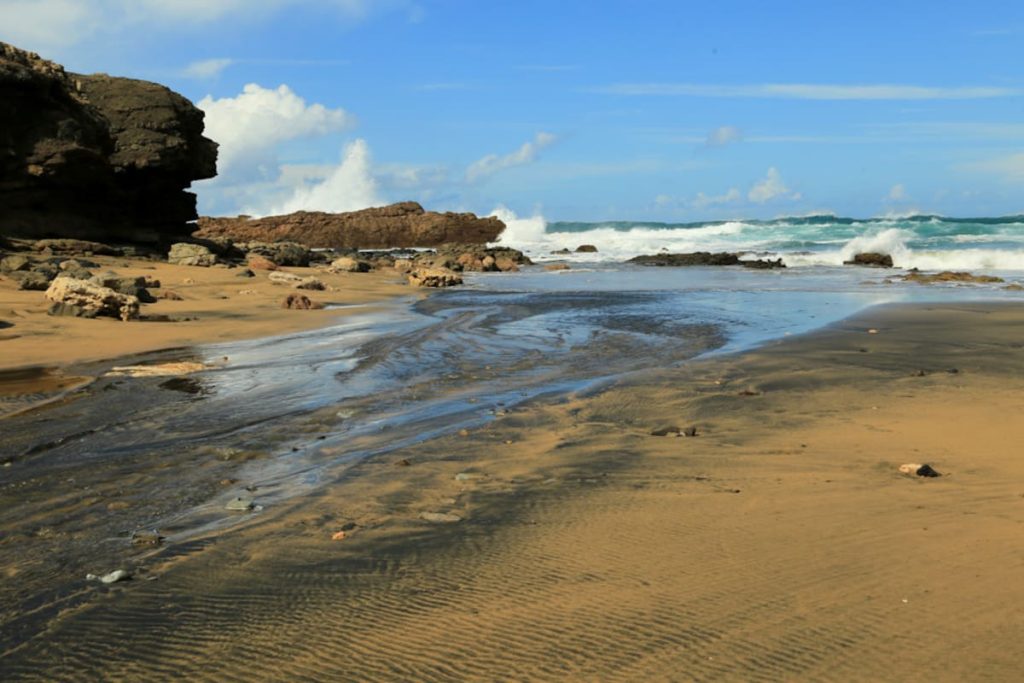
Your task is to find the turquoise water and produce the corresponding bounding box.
[492,212,1024,271]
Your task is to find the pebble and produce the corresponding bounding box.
[419,511,462,523]
[899,463,942,478]
[225,496,255,511]
[454,472,477,481]
[87,569,131,584]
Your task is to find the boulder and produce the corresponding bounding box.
[89,272,155,302]
[33,239,122,256]
[575,244,598,253]
[246,254,278,271]
[295,276,325,291]
[45,277,139,320]
[0,41,217,244]
[845,252,893,267]
[194,202,506,249]
[168,243,217,267]
[241,241,311,267]
[10,270,53,290]
[329,256,371,273]
[408,268,463,288]
[0,254,32,272]
[281,293,322,310]
[431,244,531,272]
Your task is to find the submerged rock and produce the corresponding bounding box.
[901,271,1004,285]
[844,252,894,267]
[629,252,786,269]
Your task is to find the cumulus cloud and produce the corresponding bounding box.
[465,132,557,183]
[268,138,382,215]
[748,167,800,203]
[706,126,742,147]
[198,83,354,173]
[888,183,907,201]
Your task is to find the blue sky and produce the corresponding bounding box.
[4,0,1024,221]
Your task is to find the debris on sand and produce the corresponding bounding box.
[419,511,462,523]
[899,463,942,478]
[86,569,131,584]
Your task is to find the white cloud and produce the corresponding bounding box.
[0,0,381,51]
[465,132,557,183]
[182,57,234,79]
[706,126,742,147]
[692,188,742,209]
[591,82,1021,100]
[268,138,382,215]
[748,167,800,203]
[198,83,354,173]
[888,183,907,201]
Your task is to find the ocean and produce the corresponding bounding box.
[491,209,1024,272]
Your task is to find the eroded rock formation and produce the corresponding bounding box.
[194,202,505,249]
[0,42,217,244]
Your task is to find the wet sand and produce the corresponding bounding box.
[3,301,1024,681]
[0,257,412,371]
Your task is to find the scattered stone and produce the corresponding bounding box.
[947,368,960,374]
[912,369,928,377]
[282,293,322,310]
[682,426,699,437]
[576,244,598,253]
[899,463,942,478]
[247,254,278,271]
[331,530,348,541]
[269,271,304,285]
[86,569,131,584]
[33,239,122,257]
[168,243,218,267]
[225,496,255,511]
[131,530,164,546]
[901,271,1004,285]
[45,277,140,320]
[242,241,311,267]
[650,425,681,437]
[236,268,256,278]
[844,252,893,267]
[454,472,478,481]
[295,276,325,291]
[419,511,462,523]
[738,389,761,396]
[329,256,372,273]
[408,268,463,288]
[10,270,53,290]
[0,254,32,273]
[158,290,184,301]
[550,248,571,255]
[396,458,412,467]
[89,273,155,302]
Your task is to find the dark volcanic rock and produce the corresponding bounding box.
[194,202,505,249]
[844,252,893,267]
[629,252,786,269]
[0,42,217,244]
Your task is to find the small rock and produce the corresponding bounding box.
[419,511,462,523]
[225,496,255,511]
[282,293,322,310]
[236,268,256,278]
[454,472,478,481]
[899,463,942,477]
[395,458,412,467]
[575,244,598,253]
[650,425,681,437]
[407,268,463,288]
[87,569,131,584]
[329,256,372,273]
[158,290,184,301]
[544,263,571,271]
[131,530,164,546]
[682,426,698,437]
[269,271,303,284]
[247,255,278,271]
[295,276,325,291]
[331,531,348,541]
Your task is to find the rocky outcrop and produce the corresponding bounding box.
[845,252,893,267]
[629,252,786,269]
[194,202,505,249]
[0,42,217,244]
[900,270,1004,285]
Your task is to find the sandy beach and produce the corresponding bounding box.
[0,256,413,372]
[3,299,1022,681]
